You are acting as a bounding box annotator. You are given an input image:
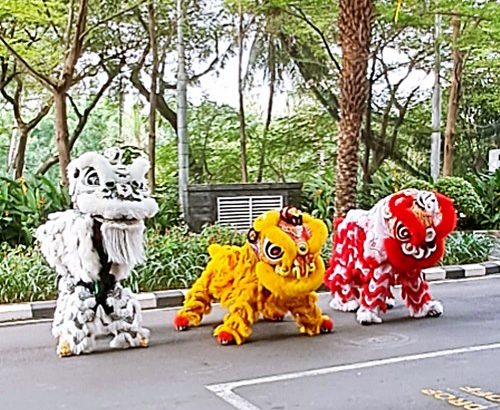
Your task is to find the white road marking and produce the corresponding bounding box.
[206,341,500,410]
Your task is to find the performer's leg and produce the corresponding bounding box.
[400,273,443,318]
[289,293,333,336]
[356,265,392,325]
[53,277,97,357]
[102,283,150,349]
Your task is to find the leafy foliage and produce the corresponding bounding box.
[0,175,68,245]
[441,232,494,266]
[467,170,500,229]
[0,225,245,303]
[434,176,484,229]
[302,169,335,231]
[0,242,56,303]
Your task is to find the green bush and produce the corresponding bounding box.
[0,225,495,304]
[127,224,245,291]
[441,232,494,266]
[147,183,181,232]
[467,170,500,229]
[400,177,434,192]
[434,176,484,229]
[0,175,68,246]
[0,224,245,303]
[0,242,56,303]
[302,170,335,231]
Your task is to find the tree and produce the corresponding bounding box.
[237,0,248,183]
[177,0,189,220]
[335,0,374,217]
[0,53,52,178]
[442,11,464,176]
[147,0,159,192]
[0,0,146,184]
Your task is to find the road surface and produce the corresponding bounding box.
[1,275,499,410]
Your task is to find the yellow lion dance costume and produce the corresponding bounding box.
[173,207,334,345]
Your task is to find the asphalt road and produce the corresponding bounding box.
[1,275,499,410]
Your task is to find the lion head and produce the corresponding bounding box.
[383,189,456,271]
[247,207,328,298]
[67,147,158,222]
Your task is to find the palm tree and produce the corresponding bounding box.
[334,0,374,217]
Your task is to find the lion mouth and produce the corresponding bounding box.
[94,215,140,225]
[401,242,437,260]
[274,258,316,279]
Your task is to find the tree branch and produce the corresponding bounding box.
[288,5,341,73]
[0,36,56,89]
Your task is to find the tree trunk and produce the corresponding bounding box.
[257,39,276,183]
[334,0,374,218]
[53,90,71,186]
[14,125,29,179]
[177,0,189,220]
[147,0,158,193]
[238,0,248,183]
[443,12,463,177]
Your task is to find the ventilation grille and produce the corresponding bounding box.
[217,195,283,231]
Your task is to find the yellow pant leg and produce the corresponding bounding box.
[176,268,214,327]
[213,280,259,345]
[261,293,286,321]
[288,293,328,336]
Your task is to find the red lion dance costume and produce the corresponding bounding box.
[324,189,456,325]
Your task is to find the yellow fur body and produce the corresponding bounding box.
[176,209,331,345]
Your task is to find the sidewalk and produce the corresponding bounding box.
[1,261,499,323]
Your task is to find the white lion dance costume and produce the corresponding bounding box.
[324,189,456,325]
[36,148,158,357]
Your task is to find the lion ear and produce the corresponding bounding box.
[434,193,457,237]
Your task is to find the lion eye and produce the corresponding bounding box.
[84,167,100,186]
[263,240,284,262]
[395,222,410,242]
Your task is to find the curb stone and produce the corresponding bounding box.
[1,261,500,323]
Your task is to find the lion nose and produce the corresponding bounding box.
[116,183,132,199]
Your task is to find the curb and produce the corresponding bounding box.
[1,262,499,323]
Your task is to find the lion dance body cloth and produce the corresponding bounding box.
[36,148,158,357]
[174,207,334,345]
[324,189,456,325]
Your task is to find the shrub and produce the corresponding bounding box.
[441,232,494,266]
[357,162,416,209]
[120,224,246,292]
[467,170,500,229]
[0,224,246,304]
[0,242,56,303]
[0,175,68,245]
[147,183,181,232]
[302,169,335,231]
[400,177,434,192]
[434,176,484,229]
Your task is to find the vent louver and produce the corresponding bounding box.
[217,195,283,231]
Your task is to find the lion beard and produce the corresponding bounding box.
[100,221,146,268]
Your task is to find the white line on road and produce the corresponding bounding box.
[206,341,500,410]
